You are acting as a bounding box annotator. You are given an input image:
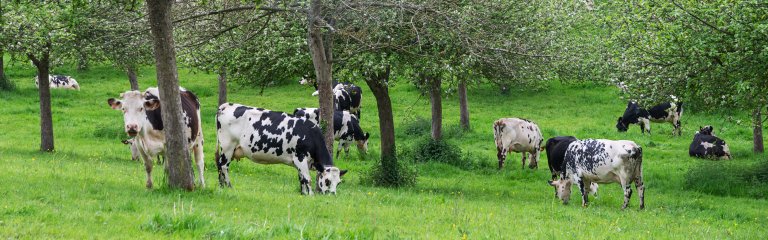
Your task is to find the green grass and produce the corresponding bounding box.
[1,62,767,239]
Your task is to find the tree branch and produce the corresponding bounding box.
[670,0,734,36]
[173,5,302,24]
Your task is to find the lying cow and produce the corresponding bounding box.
[543,136,599,198]
[616,101,683,136]
[300,76,363,118]
[35,75,80,90]
[548,139,644,209]
[293,108,370,158]
[493,118,543,169]
[216,103,347,195]
[689,125,731,160]
[108,87,205,189]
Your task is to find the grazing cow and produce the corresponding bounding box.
[107,87,205,189]
[300,77,363,118]
[548,139,644,209]
[215,103,348,195]
[616,101,683,136]
[293,108,370,158]
[543,136,599,198]
[493,118,544,170]
[689,126,731,160]
[35,75,80,90]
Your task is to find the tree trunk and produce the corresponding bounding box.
[0,48,5,78]
[28,46,54,152]
[364,66,397,162]
[308,0,334,156]
[218,66,227,106]
[753,106,764,153]
[428,75,443,140]
[77,49,89,72]
[147,0,194,191]
[458,78,470,130]
[127,66,139,90]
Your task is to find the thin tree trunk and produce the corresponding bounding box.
[28,46,54,152]
[428,75,443,140]
[458,78,470,130]
[77,49,89,72]
[753,106,764,153]
[365,66,397,162]
[127,66,139,90]
[308,0,334,156]
[0,48,5,78]
[218,66,227,106]
[147,0,194,191]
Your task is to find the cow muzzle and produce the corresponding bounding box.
[127,129,138,137]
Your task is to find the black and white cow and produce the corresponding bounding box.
[35,75,80,90]
[300,76,363,118]
[543,136,599,198]
[493,118,544,169]
[548,139,644,209]
[616,101,683,136]
[215,103,348,195]
[108,87,205,189]
[689,126,731,160]
[292,108,370,158]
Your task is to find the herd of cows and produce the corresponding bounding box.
[35,73,734,208]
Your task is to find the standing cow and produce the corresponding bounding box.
[300,76,363,119]
[493,118,544,169]
[107,87,205,188]
[548,139,644,209]
[292,108,370,158]
[35,75,80,90]
[689,125,731,160]
[216,103,347,195]
[616,101,683,136]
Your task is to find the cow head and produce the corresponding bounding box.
[548,179,572,204]
[698,125,714,136]
[316,166,348,194]
[108,90,158,137]
[616,117,629,132]
[356,132,370,153]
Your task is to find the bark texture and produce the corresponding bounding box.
[364,66,397,161]
[147,0,195,190]
[458,78,470,130]
[218,66,227,106]
[308,0,335,156]
[127,66,139,90]
[753,106,764,153]
[28,43,54,152]
[428,75,443,140]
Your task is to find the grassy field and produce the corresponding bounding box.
[1,60,767,239]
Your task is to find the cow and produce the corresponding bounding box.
[299,76,363,118]
[616,101,683,136]
[35,75,80,90]
[215,103,348,195]
[293,108,370,158]
[548,139,644,210]
[493,118,543,170]
[107,87,205,189]
[689,126,731,160]
[543,136,599,198]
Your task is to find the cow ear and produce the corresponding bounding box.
[144,99,160,110]
[364,133,370,140]
[340,169,348,176]
[108,98,122,109]
[617,117,622,122]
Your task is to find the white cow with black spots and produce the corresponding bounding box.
[548,139,645,209]
[493,118,544,169]
[215,103,347,195]
[35,75,80,90]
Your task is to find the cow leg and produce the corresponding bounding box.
[215,144,235,188]
[521,153,527,169]
[335,140,343,159]
[193,144,205,188]
[635,175,645,209]
[529,149,541,169]
[139,152,154,189]
[577,178,588,207]
[497,147,507,170]
[643,119,651,135]
[294,156,313,195]
[621,177,633,210]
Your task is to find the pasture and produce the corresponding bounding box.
[1,61,767,239]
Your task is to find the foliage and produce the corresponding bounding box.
[401,116,431,136]
[412,138,464,167]
[361,155,418,188]
[2,2,78,67]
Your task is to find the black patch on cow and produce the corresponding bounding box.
[217,119,221,130]
[544,136,578,179]
[233,106,253,119]
[689,133,729,159]
[648,102,672,120]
